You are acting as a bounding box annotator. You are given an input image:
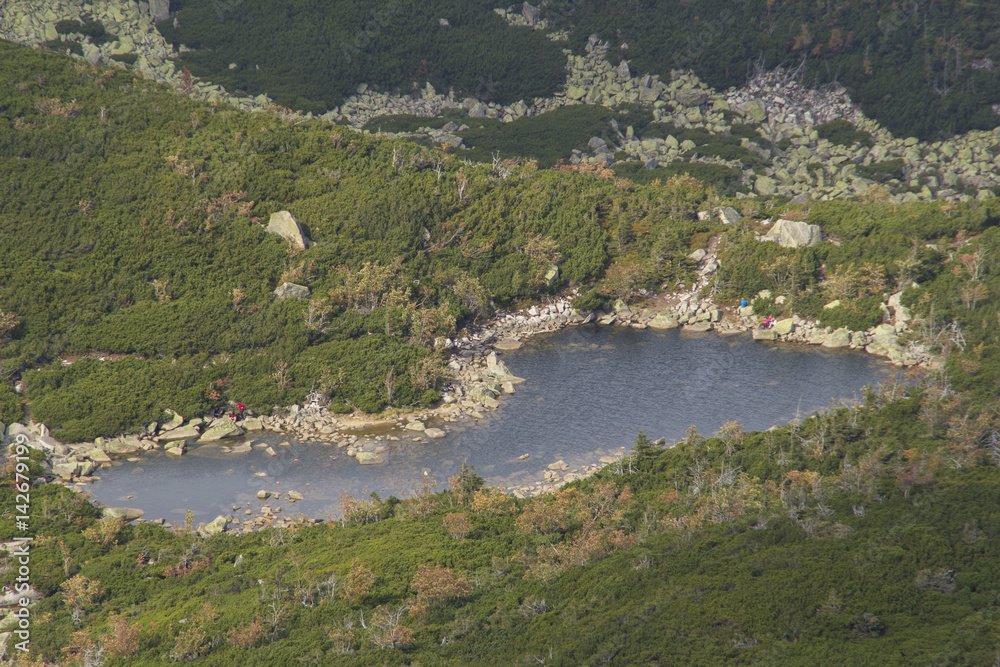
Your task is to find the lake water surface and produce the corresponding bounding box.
[87,326,898,524]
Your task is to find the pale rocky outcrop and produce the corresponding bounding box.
[197,419,244,442]
[103,507,145,521]
[160,409,184,432]
[274,282,311,300]
[822,328,851,348]
[160,424,200,442]
[355,451,385,465]
[199,515,231,536]
[761,219,822,248]
[267,211,311,249]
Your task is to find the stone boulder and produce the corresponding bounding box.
[774,318,795,335]
[160,409,184,432]
[741,100,767,122]
[53,461,80,479]
[239,417,264,431]
[486,351,511,377]
[160,425,200,442]
[867,332,905,361]
[822,328,851,348]
[647,313,679,330]
[677,89,708,107]
[103,507,145,521]
[544,264,560,289]
[266,211,311,250]
[198,419,244,442]
[201,515,229,536]
[752,328,778,340]
[88,448,112,463]
[761,219,821,248]
[755,176,777,196]
[356,451,386,465]
[718,207,742,225]
[424,428,446,439]
[274,282,311,300]
[5,423,35,443]
[104,437,143,455]
[150,0,170,22]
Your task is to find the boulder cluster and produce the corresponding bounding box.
[4,1,998,203]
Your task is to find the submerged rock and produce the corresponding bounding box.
[356,451,386,465]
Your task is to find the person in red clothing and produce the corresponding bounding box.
[237,403,245,419]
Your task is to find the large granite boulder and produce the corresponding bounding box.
[677,88,708,107]
[718,207,741,225]
[741,100,767,122]
[866,331,905,361]
[150,0,170,22]
[201,515,230,536]
[5,423,35,443]
[239,417,264,431]
[198,419,244,442]
[762,219,822,248]
[52,461,80,479]
[647,313,679,330]
[755,176,777,196]
[774,318,795,335]
[267,211,311,250]
[822,328,851,348]
[486,351,511,377]
[104,437,143,455]
[103,507,145,521]
[274,282,311,299]
[160,425,200,442]
[356,451,386,465]
[160,409,184,432]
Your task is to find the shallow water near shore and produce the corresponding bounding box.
[87,325,899,524]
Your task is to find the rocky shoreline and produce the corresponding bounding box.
[2,247,933,535]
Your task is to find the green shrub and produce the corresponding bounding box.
[571,289,605,313]
[157,0,566,111]
[817,296,884,331]
[816,120,875,148]
[0,384,22,425]
[857,159,905,183]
